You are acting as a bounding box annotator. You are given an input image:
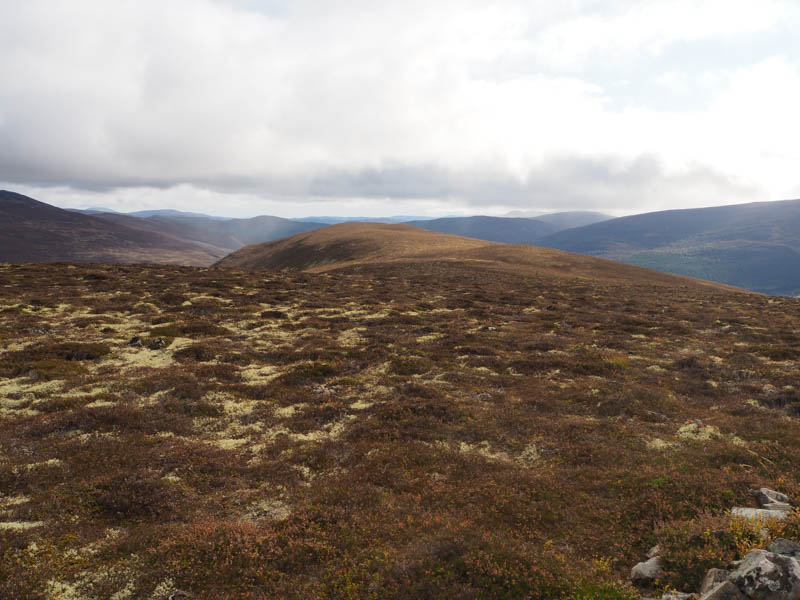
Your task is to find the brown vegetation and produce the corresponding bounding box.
[0,250,798,598]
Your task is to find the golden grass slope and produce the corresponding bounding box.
[216,222,745,292]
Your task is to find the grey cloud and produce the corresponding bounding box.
[306,155,759,213]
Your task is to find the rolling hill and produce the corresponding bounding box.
[537,199,800,296]
[216,222,744,292]
[0,190,222,265]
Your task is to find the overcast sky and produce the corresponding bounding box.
[1,0,799,218]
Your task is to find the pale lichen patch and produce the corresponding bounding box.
[337,327,366,347]
[647,438,678,451]
[275,403,305,418]
[677,422,721,441]
[0,520,45,530]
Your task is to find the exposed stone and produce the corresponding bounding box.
[148,337,166,350]
[647,544,662,559]
[750,488,792,508]
[698,581,747,600]
[661,591,695,600]
[769,539,800,560]
[631,556,664,585]
[699,568,730,595]
[127,335,143,347]
[731,507,790,521]
[728,549,800,600]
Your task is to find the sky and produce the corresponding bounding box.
[1,0,799,218]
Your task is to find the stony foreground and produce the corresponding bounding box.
[1,261,799,599]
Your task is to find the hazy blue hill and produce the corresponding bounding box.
[537,199,800,295]
[93,213,328,253]
[403,216,558,244]
[530,211,612,229]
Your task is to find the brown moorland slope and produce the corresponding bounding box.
[0,190,222,266]
[216,222,744,292]
[1,256,798,599]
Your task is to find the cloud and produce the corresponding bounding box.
[0,0,797,215]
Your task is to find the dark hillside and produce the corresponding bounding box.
[537,199,800,295]
[0,190,220,265]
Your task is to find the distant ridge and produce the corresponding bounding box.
[537,198,800,295]
[403,216,558,243]
[92,212,327,254]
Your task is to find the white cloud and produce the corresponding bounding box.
[0,0,798,216]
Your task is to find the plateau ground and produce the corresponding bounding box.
[1,225,799,599]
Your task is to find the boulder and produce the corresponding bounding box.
[661,592,695,600]
[698,581,747,600]
[750,488,792,508]
[731,507,790,521]
[728,549,800,600]
[631,556,664,585]
[699,568,730,595]
[770,539,800,560]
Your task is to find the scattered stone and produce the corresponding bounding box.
[769,539,800,560]
[731,507,790,521]
[148,337,166,350]
[127,335,143,347]
[750,488,792,508]
[631,556,664,585]
[661,591,695,600]
[645,410,671,422]
[699,569,730,595]
[698,581,747,600]
[728,549,800,600]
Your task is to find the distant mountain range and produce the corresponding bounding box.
[0,191,325,266]
[537,199,800,296]
[5,190,800,296]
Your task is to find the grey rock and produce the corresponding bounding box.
[762,501,794,512]
[698,581,747,600]
[770,539,800,560]
[750,487,792,508]
[127,335,143,347]
[728,549,800,600]
[731,507,790,521]
[699,568,730,595]
[647,544,662,559]
[631,556,664,585]
[148,337,166,350]
[661,592,695,600]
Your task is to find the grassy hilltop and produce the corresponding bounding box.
[1,225,800,599]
